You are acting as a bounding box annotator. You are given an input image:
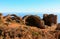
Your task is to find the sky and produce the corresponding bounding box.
[0,0,60,23]
[0,0,60,13]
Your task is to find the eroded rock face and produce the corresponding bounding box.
[23,15,45,29]
[43,14,57,26]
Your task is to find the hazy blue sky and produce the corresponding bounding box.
[0,0,60,23]
[0,0,60,13]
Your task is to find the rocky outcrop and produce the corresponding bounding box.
[0,13,60,39]
[23,15,45,29]
[43,14,57,26]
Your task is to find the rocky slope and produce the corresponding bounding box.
[0,13,60,39]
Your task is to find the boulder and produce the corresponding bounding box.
[23,15,45,29]
[43,14,57,26]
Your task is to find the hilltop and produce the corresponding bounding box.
[0,13,60,39]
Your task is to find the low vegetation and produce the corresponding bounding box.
[0,13,60,39]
